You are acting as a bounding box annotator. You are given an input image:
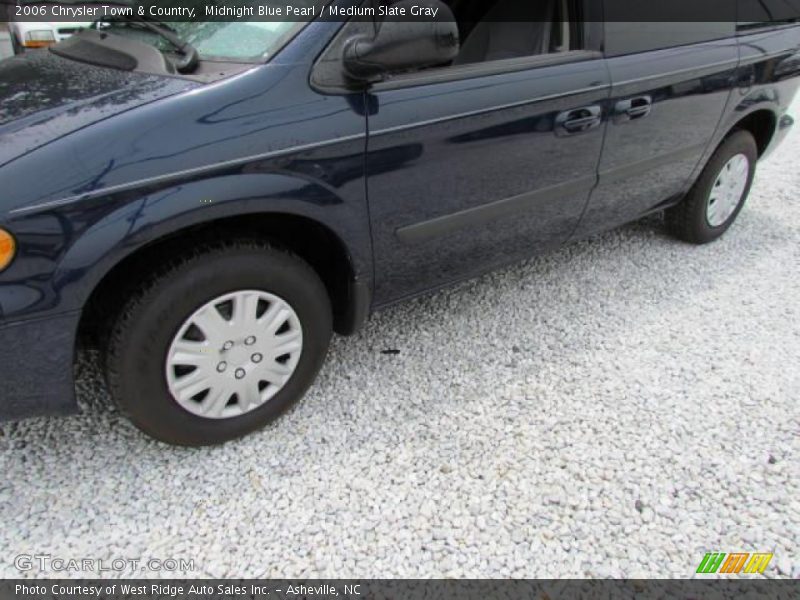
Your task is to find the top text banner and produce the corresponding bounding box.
[3,0,800,23]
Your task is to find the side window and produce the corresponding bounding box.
[312,0,591,91]
[604,23,735,57]
[442,0,584,66]
[603,0,735,57]
[738,0,800,31]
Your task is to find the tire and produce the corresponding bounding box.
[106,242,332,446]
[666,130,758,244]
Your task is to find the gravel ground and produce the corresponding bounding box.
[1,96,799,580]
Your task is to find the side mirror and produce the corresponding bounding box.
[342,0,459,83]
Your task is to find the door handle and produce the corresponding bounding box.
[614,95,652,123]
[555,106,602,136]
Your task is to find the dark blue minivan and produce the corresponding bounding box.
[1,0,799,445]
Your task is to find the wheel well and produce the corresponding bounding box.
[731,110,777,157]
[77,213,359,347]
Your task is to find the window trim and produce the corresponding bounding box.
[736,20,800,35]
[371,49,603,92]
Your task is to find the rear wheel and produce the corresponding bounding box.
[666,130,758,244]
[106,242,332,446]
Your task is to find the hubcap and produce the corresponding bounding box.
[706,153,749,227]
[165,290,303,419]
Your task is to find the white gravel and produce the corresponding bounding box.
[1,96,799,579]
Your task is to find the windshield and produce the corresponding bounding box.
[124,21,303,61]
[97,1,320,61]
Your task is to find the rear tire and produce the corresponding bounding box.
[666,130,758,244]
[106,242,332,446]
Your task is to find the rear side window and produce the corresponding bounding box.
[444,0,584,65]
[738,0,800,31]
[603,0,735,57]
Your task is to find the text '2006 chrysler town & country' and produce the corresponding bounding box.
[0,0,799,445]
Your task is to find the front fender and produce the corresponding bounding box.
[0,172,370,323]
[0,53,371,324]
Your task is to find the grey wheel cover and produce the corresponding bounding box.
[706,153,750,227]
[165,290,303,419]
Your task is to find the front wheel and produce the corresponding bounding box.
[106,242,332,446]
[666,130,758,244]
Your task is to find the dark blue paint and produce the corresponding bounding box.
[574,37,741,238]
[366,55,610,303]
[0,20,799,420]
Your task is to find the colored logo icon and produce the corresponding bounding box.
[696,552,773,574]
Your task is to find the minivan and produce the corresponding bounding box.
[0,0,798,445]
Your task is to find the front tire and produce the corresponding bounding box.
[106,242,332,446]
[666,130,758,244]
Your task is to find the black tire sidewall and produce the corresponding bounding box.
[110,246,332,446]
